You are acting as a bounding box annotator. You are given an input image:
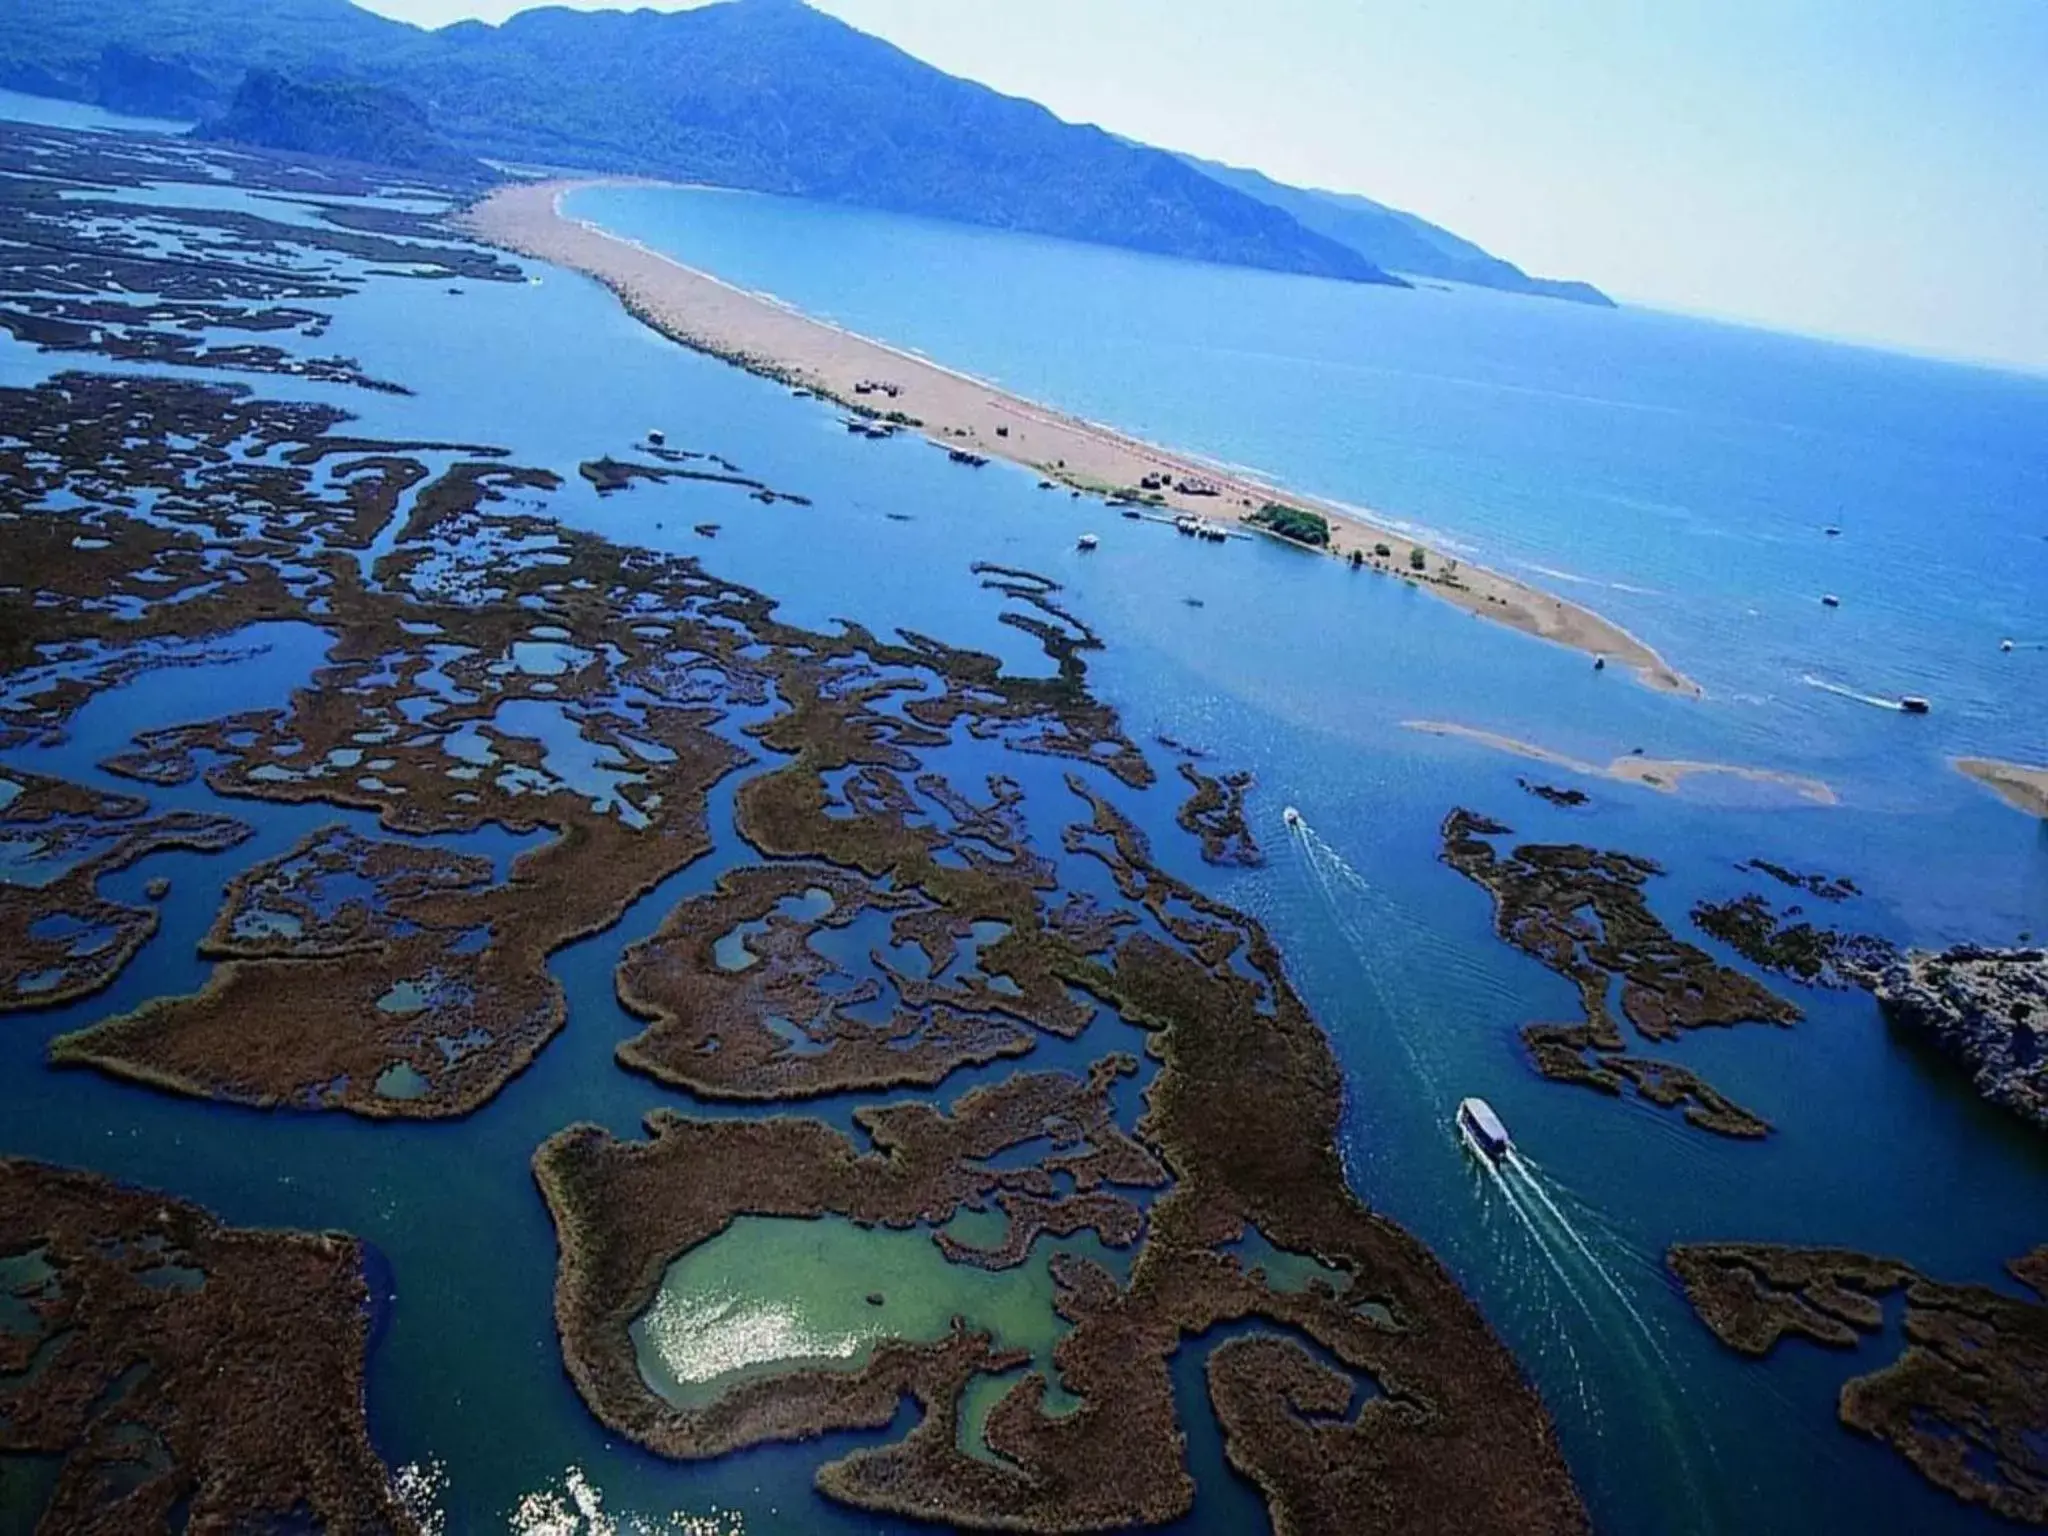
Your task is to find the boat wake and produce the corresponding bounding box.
[1801,674,1904,711]
[1482,1146,1671,1360]
[1473,1143,1725,1526]
[1284,809,1452,1098]
[1284,809,1725,1526]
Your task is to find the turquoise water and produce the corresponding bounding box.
[3,102,2046,1534]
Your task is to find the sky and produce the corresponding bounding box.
[358,0,2048,373]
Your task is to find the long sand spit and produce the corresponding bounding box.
[1405,720,1838,806]
[463,180,1699,697]
[1955,757,2048,820]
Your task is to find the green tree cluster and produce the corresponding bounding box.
[1250,503,1331,548]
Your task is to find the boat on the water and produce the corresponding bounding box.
[1900,696,1931,714]
[1282,806,1301,828]
[1457,1097,1512,1161]
[1077,533,1099,551]
[1821,594,1840,608]
[646,428,665,446]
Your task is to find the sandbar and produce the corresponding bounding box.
[463,180,1698,696]
[1954,756,2048,820]
[1406,720,1838,805]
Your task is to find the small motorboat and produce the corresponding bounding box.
[1824,526,1842,537]
[1900,696,1931,715]
[646,428,665,446]
[1077,533,1099,551]
[2002,639,2016,653]
[1282,806,1301,829]
[1592,655,1606,672]
[1821,594,1841,608]
[1457,1098,1512,1162]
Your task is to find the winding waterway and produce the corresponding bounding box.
[2,94,2045,1534]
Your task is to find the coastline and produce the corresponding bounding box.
[461,179,1700,697]
[1954,756,2048,820]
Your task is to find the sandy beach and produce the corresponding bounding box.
[1405,720,1839,806]
[1955,757,2048,820]
[463,180,1699,696]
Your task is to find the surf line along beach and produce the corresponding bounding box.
[465,178,1699,696]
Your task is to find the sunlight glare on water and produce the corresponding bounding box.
[395,1460,748,1536]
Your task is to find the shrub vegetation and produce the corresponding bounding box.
[1250,503,1331,547]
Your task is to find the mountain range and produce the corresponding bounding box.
[0,0,1611,305]
[1180,153,1614,307]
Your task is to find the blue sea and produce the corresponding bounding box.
[4,94,2047,1535]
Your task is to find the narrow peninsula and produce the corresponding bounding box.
[463,180,1698,696]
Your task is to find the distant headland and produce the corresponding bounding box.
[193,70,489,180]
[4,0,1610,304]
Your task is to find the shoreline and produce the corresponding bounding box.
[461,179,1700,697]
[1955,756,2048,820]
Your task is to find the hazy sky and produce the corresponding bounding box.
[360,0,2048,373]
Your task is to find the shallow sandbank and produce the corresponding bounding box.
[1954,757,2048,820]
[1406,720,1838,806]
[462,179,1698,696]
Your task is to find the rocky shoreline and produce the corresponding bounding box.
[1874,946,2047,1132]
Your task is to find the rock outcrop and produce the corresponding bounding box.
[195,70,491,181]
[1874,946,2047,1130]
